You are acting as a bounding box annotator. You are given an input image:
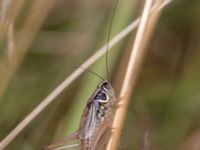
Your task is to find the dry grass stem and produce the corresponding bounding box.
[107,0,153,148]
[0,0,12,26]
[7,20,15,65]
[0,0,16,64]
[141,131,150,150]
[107,0,172,149]
[0,0,12,40]
[0,0,24,41]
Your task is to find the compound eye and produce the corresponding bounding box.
[105,83,110,89]
[95,92,107,100]
[102,82,110,89]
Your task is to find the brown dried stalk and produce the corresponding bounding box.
[6,20,15,65]
[107,0,172,149]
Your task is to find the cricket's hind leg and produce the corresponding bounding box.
[94,127,111,150]
[44,131,79,150]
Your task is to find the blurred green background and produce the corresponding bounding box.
[1,0,200,149]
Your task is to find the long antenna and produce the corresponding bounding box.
[105,0,119,81]
[72,0,119,83]
[72,66,105,81]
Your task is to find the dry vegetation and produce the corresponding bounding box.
[1,0,200,150]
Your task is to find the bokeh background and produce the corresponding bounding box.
[1,0,200,149]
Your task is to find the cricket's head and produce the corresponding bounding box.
[94,80,115,104]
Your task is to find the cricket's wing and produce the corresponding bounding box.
[44,131,79,150]
[78,101,98,139]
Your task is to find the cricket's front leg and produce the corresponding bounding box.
[112,96,124,109]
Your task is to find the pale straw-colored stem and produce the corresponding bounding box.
[0,0,12,26]
[7,20,15,65]
[107,0,173,149]
[141,131,150,150]
[120,0,153,96]
[0,0,12,43]
[0,0,16,65]
[107,0,153,148]
[0,0,25,41]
